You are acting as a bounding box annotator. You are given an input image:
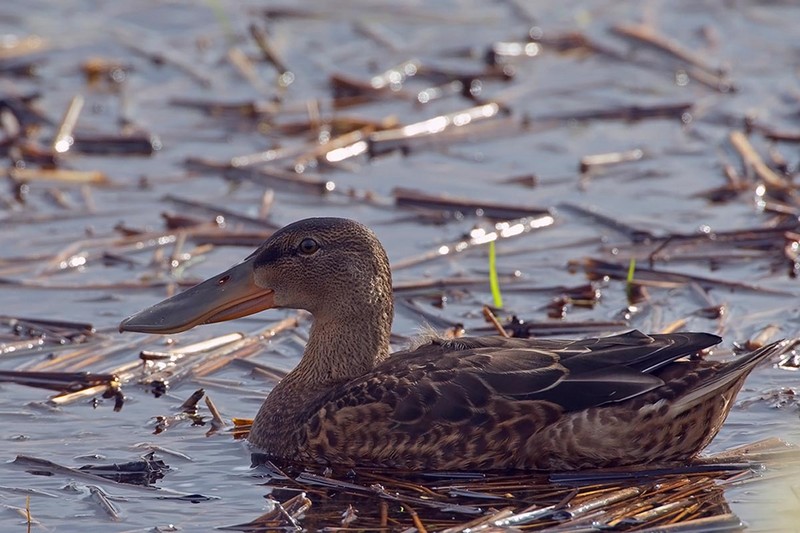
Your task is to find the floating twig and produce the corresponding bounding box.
[52,94,84,153]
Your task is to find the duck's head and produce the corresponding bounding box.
[119,217,393,334]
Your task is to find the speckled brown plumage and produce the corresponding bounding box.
[119,217,787,470]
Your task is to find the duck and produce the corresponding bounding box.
[119,217,785,471]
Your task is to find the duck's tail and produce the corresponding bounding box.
[672,339,789,413]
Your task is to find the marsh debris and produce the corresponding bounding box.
[78,452,169,487]
[241,440,800,531]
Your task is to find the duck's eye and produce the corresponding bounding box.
[297,238,320,255]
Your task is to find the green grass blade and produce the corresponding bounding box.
[489,240,504,308]
[626,258,636,284]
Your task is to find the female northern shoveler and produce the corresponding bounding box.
[120,217,785,470]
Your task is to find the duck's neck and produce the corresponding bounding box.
[280,303,393,391]
[250,306,392,453]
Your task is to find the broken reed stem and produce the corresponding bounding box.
[53,94,84,153]
[611,23,723,76]
[379,500,388,528]
[403,503,427,533]
[482,305,509,337]
[660,318,688,334]
[204,394,227,428]
[729,130,790,192]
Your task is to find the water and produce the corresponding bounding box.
[1,0,799,529]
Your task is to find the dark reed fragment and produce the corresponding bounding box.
[472,318,629,338]
[755,124,800,143]
[0,57,40,77]
[160,211,212,229]
[413,64,514,104]
[180,388,205,412]
[546,292,595,319]
[70,133,160,156]
[185,157,335,195]
[13,455,217,501]
[152,389,208,434]
[619,223,800,265]
[0,315,96,350]
[544,284,605,318]
[169,97,280,117]
[162,193,280,229]
[125,214,272,247]
[0,370,118,393]
[536,101,692,123]
[329,72,413,108]
[394,186,551,219]
[0,93,51,130]
[4,140,57,166]
[1,315,95,334]
[78,452,169,487]
[575,258,791,295]
[330,59,511,109]
[559,202,657,243]
[248,23,292,81]
[532,29,623,56]
[693,182,749,203]
[417,63,515,85]
[225,165,335,195]
[498,173,538,187]
[577,215,800,268]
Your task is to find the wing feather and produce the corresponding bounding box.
[304,330,723,466]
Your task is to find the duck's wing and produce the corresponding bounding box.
[395,329,721,373]
[376,330,722,414]
[306,331,722,448]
